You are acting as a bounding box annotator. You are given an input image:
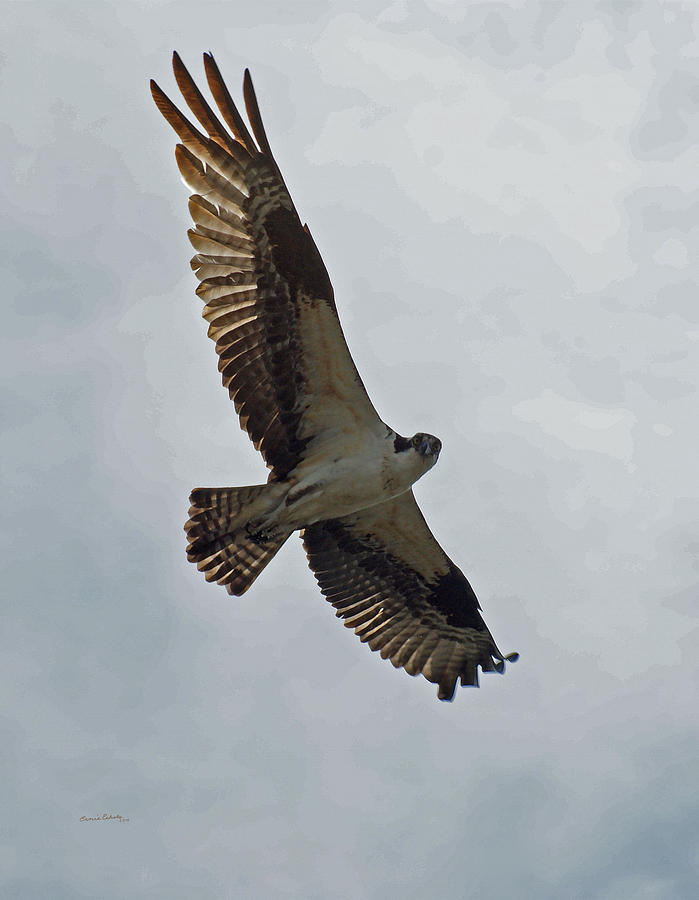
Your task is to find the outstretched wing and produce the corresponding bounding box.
[303,491,517,700]
[151,53,385,480]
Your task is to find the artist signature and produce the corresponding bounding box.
[79,813,130,822]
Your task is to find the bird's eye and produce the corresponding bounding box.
[412,435,421,447]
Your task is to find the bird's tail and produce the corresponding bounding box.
[185,484,292,595]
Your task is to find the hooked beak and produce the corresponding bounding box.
[419,436,442,457]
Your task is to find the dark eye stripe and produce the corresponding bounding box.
[393,434,412,453]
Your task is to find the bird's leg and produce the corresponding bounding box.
[245,520,280,545]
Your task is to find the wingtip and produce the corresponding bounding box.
[437,676,459,701]
[150,78,167,105]
[493,650,519,674]
[460,671,479,688]
[243,68,253,97]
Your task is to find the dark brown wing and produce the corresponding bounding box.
[303,491,517,700]
[151,53,385,481]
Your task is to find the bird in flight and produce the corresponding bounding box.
[151,52,517,701]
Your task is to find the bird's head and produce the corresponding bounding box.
[394,431,442,471]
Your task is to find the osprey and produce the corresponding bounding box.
[151,53,517,700]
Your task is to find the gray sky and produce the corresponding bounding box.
[3,1,697,897]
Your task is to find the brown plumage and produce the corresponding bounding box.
[152,53,517,700]
[303,492,516,701]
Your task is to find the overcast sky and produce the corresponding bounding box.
[3,1,698,897]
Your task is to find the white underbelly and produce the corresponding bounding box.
[280,452,409,526]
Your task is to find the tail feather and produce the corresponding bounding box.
[185,484,291,595]
[187,485,271,540]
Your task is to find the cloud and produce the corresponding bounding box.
[512,389,636,464]
[3,2,697,898]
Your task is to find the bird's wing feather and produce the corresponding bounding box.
[302,490,517,700]
[152,53,384,480]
